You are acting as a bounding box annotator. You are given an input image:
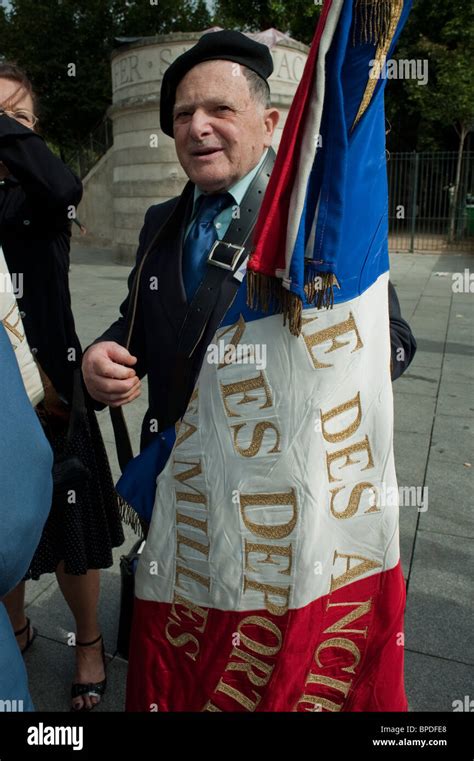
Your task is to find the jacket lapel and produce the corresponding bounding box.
[144,182,194,337]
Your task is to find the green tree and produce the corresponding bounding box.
[0,3,7,37]
[213,0,321,45]
[390,0,474,235]
[114,0,211,37]
[387,0,474,153]
[1,0,119,152]
[1,0,472,160]
[215,0,474,154]
[0,0,212,155]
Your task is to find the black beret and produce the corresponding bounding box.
[160,30,273,137]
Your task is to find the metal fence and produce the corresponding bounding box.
[388,151,474,254]
[65,127,474,256]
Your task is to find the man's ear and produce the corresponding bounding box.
[263,108,280,145]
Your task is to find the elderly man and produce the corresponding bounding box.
[83,30,413,442]
[83,24,415,712]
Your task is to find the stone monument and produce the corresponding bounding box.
[77,28,309,262]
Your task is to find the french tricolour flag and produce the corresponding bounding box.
[127,0,413,712]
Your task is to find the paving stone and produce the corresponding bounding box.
[429,412,473,466]
[436,382,474,418]
[404,532,474,665]
[405,649,474,712]
[419,456,474,539]
[26,636,127,712]
[393,391,437,434]
[393,372,439,397]
[441,355,474,384]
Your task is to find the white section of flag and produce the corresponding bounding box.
[136,271,399,611]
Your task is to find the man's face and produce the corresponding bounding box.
[173,60,279,193]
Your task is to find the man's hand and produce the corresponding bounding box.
[82,342,142,407]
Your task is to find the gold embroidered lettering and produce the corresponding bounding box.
[243,578,290,616]
[220,371,273,418]
[329,482,379,519]
[225,647,274,687]
[324,599,372,636]
[239,489,298,540]
[326,436,374,482]
[175,563,210,592]
[244,540,292,576]
[307,673,351,697]
[315,637,361,675]
[237,615,283,656]
[214,679,261,711]
[330,551,382,592]
[231,421,281,457]
[176,532,209,560]
[302,312,363,369]
[321,392,362,443]
[164,620,200,661]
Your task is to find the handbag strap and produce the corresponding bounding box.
[67,367,88,442]
[36,363,87,443]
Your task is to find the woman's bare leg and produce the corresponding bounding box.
[2,582,32,649]
[55,563,104,711]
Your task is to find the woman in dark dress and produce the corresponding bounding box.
[0,63,124,711]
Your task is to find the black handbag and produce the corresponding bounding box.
[37,366,91,497]
[52,453,90,495]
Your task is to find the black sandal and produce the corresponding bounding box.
[14,617,38,654]
[71,634,107,712]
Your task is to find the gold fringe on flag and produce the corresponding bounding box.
[351,0,404,127]
[117,491,145,537]
[246,269,339,337]
[353,0,394,46]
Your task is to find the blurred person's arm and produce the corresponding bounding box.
[0,324,53,597]
[0,112,82,213]
[389,280,417,380]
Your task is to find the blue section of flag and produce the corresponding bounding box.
[287,0,413,305]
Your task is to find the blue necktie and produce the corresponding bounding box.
[182,192,233,301]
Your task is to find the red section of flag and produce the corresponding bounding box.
[247,0,333,278]
[126,561,407,712]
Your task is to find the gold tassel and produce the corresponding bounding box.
[247,269,339,338]
[315,272,339,309]
[117,492,144,537]
[353,0,393,46]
